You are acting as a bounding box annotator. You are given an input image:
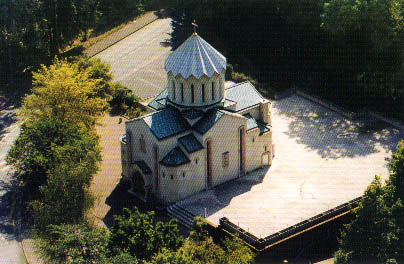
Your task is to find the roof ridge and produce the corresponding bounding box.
[225,80,251,90]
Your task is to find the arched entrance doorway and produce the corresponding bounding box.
[131,170,146,197]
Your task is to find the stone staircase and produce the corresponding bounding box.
[167,204,196,230]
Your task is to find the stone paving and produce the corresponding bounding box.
[178,94,404,238]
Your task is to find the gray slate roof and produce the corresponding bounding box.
[178,133,203,153]
[244,114,271,135]
[133,160,152,174]
[193,109,225,134]
[143,108,190,140]
[225,81,264,111]
[165,34,227,79]
[160,147,190,167]
[148,89,167,110]
[182,109,204,120]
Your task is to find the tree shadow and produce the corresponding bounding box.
[0,107,18,143]
[177,167,269,218]
[165,9,192,51]
[0,176,21,242]
[272,95,404,159]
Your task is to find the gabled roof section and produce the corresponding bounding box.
[243,114,271,135]
[182,109,204,120]
[143,108,190,140]
[193,109,246,134]
[225,81,265,111]
[148,88,167,110]
[178,133,203,153]
[165,34,227,79]
[160,147,190,167]
[193,109,225,134]
[133,160,152,174]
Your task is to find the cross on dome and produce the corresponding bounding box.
[191,20,198,35]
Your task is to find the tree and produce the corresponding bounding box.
[21,59,108,129]
[37,223,111,264]
[334,141,404,263]
[177,217,254,264]
[73,56,114,97]
[321,0,404,52]
[30,161,96,232]
[6,118,101,201]
[108,207,183,261]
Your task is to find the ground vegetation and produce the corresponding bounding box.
[334,141,404,263]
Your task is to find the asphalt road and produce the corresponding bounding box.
[95,18,173,101]
[0,105,25,264]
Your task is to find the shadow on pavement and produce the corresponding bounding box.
[0,109,18,143]
[273,95,404,159]
[178,167,270,219]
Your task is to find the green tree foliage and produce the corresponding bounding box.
[6,118,101,201]
[21,59,108,129]
[109,207,183,261]
[172,217,254,264]
[30,161,96,232]
[73,56,114,96]
[96,0,144,30]
[171,0,404,119]
[334,141,404,263]
[37,223,111,264]
[322,0,404,52]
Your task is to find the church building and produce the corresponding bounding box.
[120,32,274,204]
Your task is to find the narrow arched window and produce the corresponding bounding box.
[181,83,184,102]
[211,82,215,100]
[202,84,205,103]
[172,81,176,99]
[191,84,195,103]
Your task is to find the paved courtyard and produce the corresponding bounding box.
[95,18,173,100]
[178,94,404,238]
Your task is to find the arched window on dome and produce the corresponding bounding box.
[202,84,205,103]
[181,83,184,102]
[172,81,176,99]
[211,82,215,100]
[191,84,195,103]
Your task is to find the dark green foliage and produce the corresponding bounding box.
[110,83,144,118]
[6,118,101,201]
[95,0,144,30]
[171,0,404,120]
[109,207,183,261]
[334,141,404,263]
[73,56,114,96]
[38,223,110,264]
[30,161,96,232]
[174,217,254,264]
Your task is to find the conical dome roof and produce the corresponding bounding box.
[165,33,227,79]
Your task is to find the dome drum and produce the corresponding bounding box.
[166,70,225,108]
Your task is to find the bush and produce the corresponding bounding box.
[110,83,144,118]
[231,72,256,86]
[37,223,110,264]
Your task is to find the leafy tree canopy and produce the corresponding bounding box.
[109,207,183,261]
[322,0,404,52]
[21,59,108,129]
[6,118,101,201]
[37,223,111,264]
[30,161,96,232]
[334,140,404,263]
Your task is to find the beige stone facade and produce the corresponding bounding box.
[120,34,273,204]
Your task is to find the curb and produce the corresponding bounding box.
[85,11,160,57]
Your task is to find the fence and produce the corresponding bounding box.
[219,196,362,251]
